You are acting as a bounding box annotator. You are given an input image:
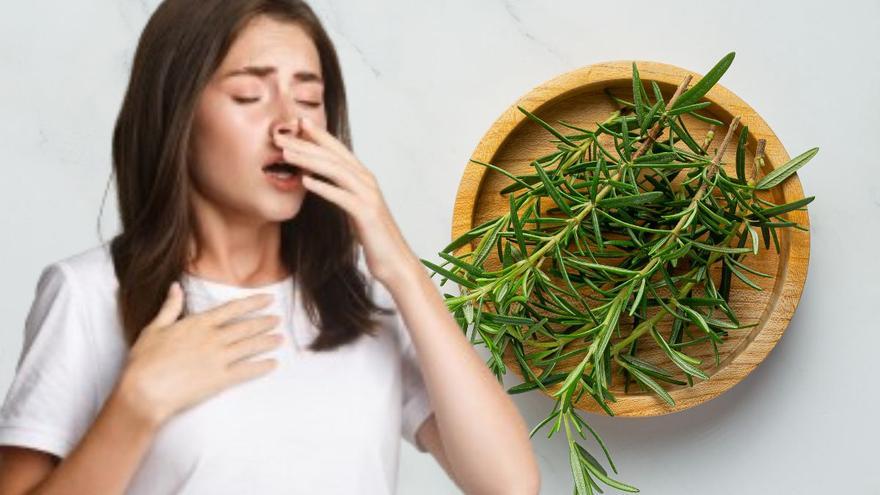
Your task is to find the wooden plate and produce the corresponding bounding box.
[450,60,811,416]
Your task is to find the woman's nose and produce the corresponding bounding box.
[271,116,301,140]
[271,99,302,139]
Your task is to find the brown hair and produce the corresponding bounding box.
[106,0,392,351]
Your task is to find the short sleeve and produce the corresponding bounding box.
[397,306,435,454]
[0,262,100,459]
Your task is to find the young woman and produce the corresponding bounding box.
[0,1,540,494]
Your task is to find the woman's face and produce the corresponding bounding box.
[189,15,327,224]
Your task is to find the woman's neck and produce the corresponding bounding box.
[185,223,289,288]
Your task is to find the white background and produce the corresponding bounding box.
[1,1,877,493]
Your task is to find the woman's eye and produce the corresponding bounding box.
[299,101,322,108]
[233,96,259,104]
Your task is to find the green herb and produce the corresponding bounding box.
[424,52,817,493]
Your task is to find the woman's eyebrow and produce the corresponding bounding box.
[221,65,323,84]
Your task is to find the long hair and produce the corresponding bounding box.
[108,0,392,351]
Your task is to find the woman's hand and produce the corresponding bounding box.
[118,283,284,426]
[273,116,420,285]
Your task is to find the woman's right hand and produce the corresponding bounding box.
[116,281,283,426]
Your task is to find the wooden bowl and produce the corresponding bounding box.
[450,60,811,416]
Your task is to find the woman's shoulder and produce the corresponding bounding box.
[32,242,120,328]
[25,243,130,379]
[51,242,115,278]
[37,242,118,299]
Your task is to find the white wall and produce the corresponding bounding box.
[1,1,877,493]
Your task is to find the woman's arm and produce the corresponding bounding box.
[384,255,542,495]
[0,374,161,495]
[276,117,540,493]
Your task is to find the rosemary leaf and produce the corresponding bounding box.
[754,147,820,190]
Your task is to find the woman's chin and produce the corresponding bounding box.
[261,197,305,222]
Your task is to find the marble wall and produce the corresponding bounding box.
[1,1,878,493]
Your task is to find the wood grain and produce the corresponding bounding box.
[450,60,810,417]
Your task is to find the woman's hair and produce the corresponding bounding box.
[107,0,393,351]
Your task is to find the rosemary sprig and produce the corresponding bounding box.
[425,52,818,493]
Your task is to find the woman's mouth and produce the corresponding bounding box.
[263,161,303,191]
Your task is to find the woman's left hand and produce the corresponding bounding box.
[273,116,419,286]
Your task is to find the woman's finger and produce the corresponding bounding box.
[281,147,363,193]
[274,131,374,186]
[148,281,184,330]
[301,173,359,216]
[299,116,360,165]
[273,132,348,168]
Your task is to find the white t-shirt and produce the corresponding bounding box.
[0,243,435,494]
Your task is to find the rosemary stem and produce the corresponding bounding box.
[495,76,696,297]
[607,117,741,355]
[466,110,625,302]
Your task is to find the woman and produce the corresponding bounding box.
[0,1,540,494]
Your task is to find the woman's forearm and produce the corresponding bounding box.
[384,257,541,494]
[29,373,161,495]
